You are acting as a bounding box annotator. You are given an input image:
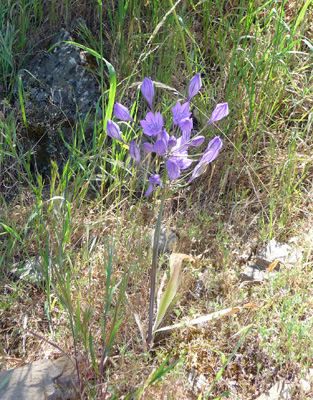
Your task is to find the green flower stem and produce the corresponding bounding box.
[168,0,192,77]
[147,172,168,347]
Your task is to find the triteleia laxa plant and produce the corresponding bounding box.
[107,74,229,347]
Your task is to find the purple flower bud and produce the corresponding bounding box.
[106,119,124,143]
[129,140,140,165]
[187,73,202,101]
[207,103,229,125]
[172,102,192,125]
[143,142,153,153]
[141,77,154,110]
[201,136,223,163]
[145,174,163,196]
[166,160,181,181]
[188,136,223,183]
[179,117,193,132]
[113,103,135,122]
[189,136,205,147]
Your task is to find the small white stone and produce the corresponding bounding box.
[299,378,310,393]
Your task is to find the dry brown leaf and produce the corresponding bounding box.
[243,303,259,309]
[266,259,281,273]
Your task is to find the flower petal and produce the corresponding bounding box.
[181,131,191,146]
[187,73,202,101]
[188,162,208,183]
[179,117,193,132]
[176,155,193,170]
[172,101,192,124]
[168,136,177,149]
[153,139,167,155]
[141,77,154,110]
[129,140,140,165]
[189,136,205,147]
[106,119,124,143]
[207,103,229,125]
[166,160,181,181]
[188,136,223,183]
[143,142,153,153]
[113,103,134,122]
[201,136,223,163]
[145,174,163,196]
[145,184,154,197]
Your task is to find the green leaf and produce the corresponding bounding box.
[18,74,27,127]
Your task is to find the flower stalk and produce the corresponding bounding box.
[147,177,167,347]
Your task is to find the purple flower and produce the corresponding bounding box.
[106,119,124,143]
[113,103,135,122]
[141,77,154,110]
[165,136,193,181]
[129,140,140,165]
[151,130,170,156]
[187,73,202,101]
[178,117,193,132]
[207,103,229,125]
[140,112,163,136]
[145,174,163,196]
[172,102,192,125]
[188,136,223,183]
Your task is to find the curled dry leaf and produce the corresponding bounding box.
[266,259,281,273]
[153,253,194,333]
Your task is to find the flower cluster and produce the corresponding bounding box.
[107,74,229,196]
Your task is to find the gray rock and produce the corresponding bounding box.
[150,226,178,254]
[299,368,313,394]
[17,24,101,174]
[0,356,78,400]
[186,369,210,394]
[239,264,268,282]
[190,278,207,299]
[256,380,292,400]
[256,239,302,269]
[10,257,52,285]
[239,239,302,282]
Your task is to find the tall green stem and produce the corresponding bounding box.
[168,0,192,76]
[168,0,203,125]
[147,185,167,347]
[99,1,105,125]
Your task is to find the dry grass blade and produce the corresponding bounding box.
[156,303,260,333]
